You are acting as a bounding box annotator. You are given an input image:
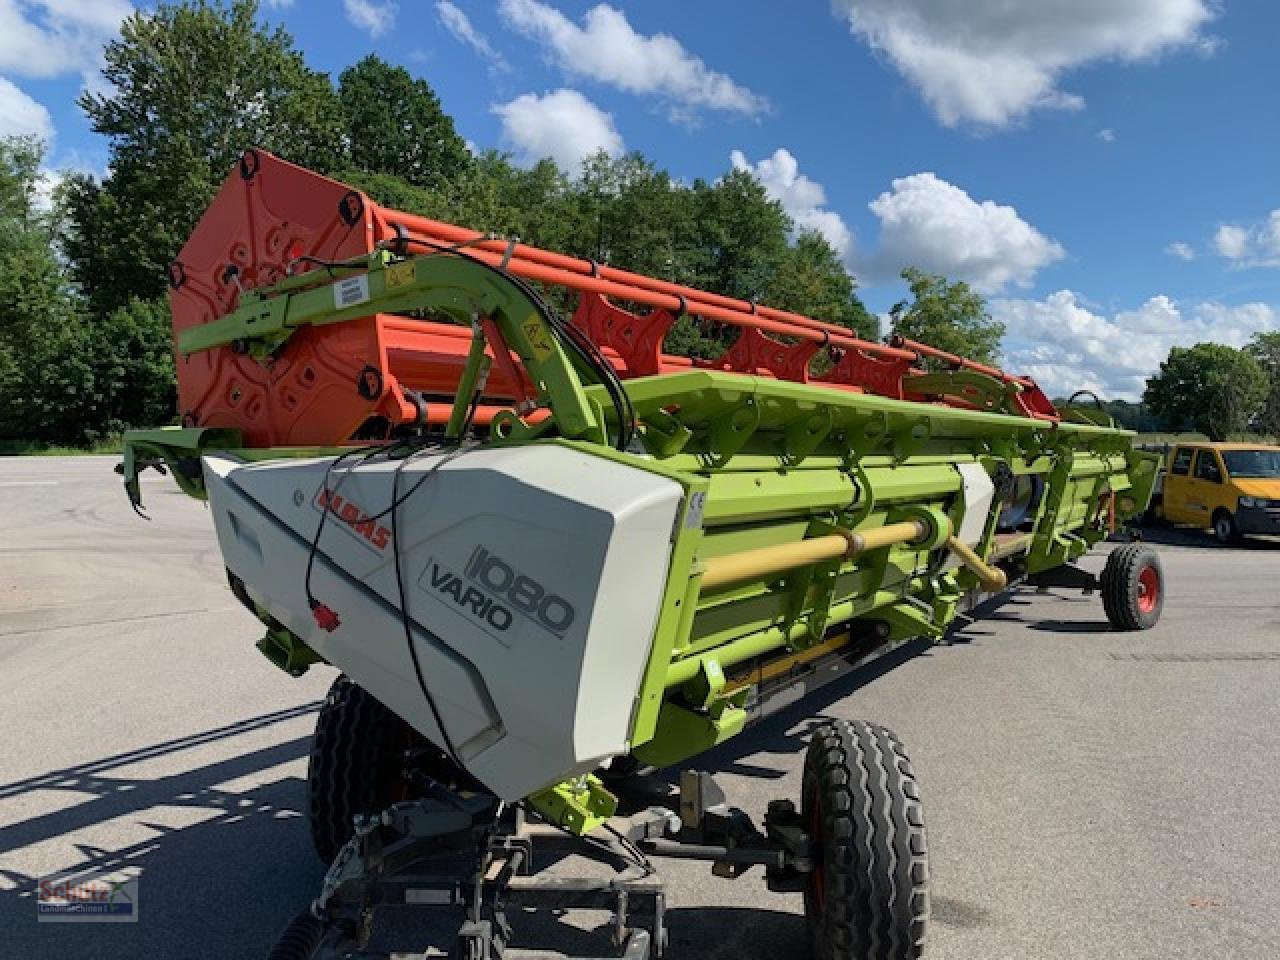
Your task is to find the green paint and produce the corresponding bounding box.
[527,775,618,834]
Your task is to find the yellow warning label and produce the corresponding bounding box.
[522,313,555,361]
[385,261,416,290]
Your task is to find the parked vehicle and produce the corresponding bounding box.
[1149,441,1280,542]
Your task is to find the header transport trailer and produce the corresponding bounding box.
[120,151,1164,960]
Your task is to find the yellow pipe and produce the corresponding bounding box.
[699,520,927,593]
[847,520,929,554]
[946,534,1007,591]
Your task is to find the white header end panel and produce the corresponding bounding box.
[203,445,683,800]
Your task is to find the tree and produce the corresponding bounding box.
[0,138,175,445]
[66,0,345,316]
[887,267,1004,366]
[338,55,470,192]
[1143,343,1267,441]
[687,168,790,302]
[764,230,878,341]
[1246,331,1280,437]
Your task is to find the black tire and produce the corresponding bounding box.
[1211,509,1240,545]
[802,719,928,960]
[1142,496,1164,526]
[1100,543,1164,630]
[308,675,417,863]
[265,909,325,960]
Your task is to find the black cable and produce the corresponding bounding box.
[387,436,485,770]
[358,385,485,523]
[303,431,478,773]
[552,313,636,450]
[287,253,375,278]
[390,235,635,451]
[603,822,654,874]
[484,260,634,451]
[303,442,396,616]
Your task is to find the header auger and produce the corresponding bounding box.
[123,150,1163,960]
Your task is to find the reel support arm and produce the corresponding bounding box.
[177,252,605,444]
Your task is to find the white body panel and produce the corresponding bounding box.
[202,446,683,800]
[944,463,996,572]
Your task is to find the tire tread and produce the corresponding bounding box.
[803,719,928,960]
[307,675,400,863]
[1101,543,1163,631]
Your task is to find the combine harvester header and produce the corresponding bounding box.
[123,151,1164,960]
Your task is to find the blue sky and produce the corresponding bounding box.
[4,0,1279,399]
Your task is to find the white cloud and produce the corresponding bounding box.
[1214,224,1249,260]
[1214,212,1280,267]
[343,0,396,38]
[0,0,131,82]
[832,0,1216,128]
[493,88,622,172]
[996,291,1277,400]
[0,76,53,140]
[1164,241,1195,261]
[860,172,1064,293]
[437,1,508,71]
[1097,128,1116,143]
[729,148,852,257]
[498,0,766,117]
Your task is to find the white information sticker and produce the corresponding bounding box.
[334,274,370,310]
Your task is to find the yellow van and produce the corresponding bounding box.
[1155,442,1280,542]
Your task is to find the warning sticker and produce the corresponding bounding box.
[334,274,370,310]
[521,313,555,361]
[385,261,415,290]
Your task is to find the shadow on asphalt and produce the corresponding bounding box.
[0,704,326,959]
[1027,618,1113,634]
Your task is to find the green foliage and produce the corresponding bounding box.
[887,267,1004,367]
[0,139,176,445]
[67,0,345,315]
[0,138,89,444]
[687,168,790,303]
[1246,331,1280,437]
[1143,343,1268,441]
[339,55,470,191]
[764,231,879,341]
[92,298,179,431]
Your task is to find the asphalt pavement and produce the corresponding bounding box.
[1,455,1278,959]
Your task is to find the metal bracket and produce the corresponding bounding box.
[706,396,760,466]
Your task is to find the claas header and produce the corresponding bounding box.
[120,149,1166,960]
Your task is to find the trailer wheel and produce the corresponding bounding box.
[1101,543,1164,630]
[802,719,929,960]
[308,675,418,863]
